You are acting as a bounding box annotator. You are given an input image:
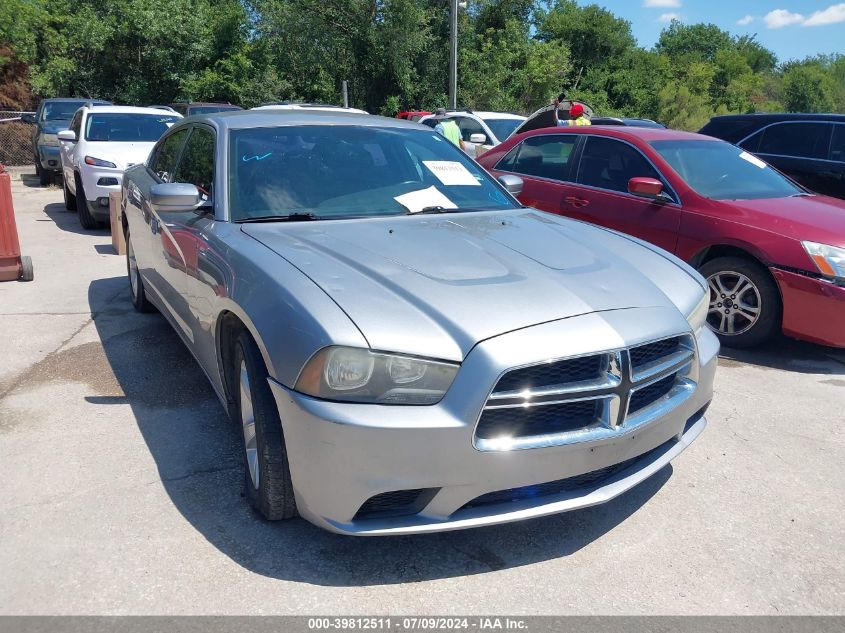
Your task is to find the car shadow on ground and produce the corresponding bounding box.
[719,334,845,376]
[42,201,109,236]
[19,171,59,189]
[88,276,671,586]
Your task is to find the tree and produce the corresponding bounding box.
[783,63,835,113]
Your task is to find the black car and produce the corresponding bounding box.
[700,113,845,200]
[21,98,110,185]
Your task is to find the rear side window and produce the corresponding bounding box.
[174,128,215,198]
[149,129,189,182]
[577,136,661,194]
[757,122,832,160]
[830,125,845,162]
[496,135,578,181]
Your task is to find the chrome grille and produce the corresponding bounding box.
[474,334,697,451]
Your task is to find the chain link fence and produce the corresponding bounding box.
[0,111,36,166]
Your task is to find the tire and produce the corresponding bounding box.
[126,233,155,313]
[232,330,297,520]
[19,256,34,282]
[39,168,51,186]
[63,178,77,211]
[699,256,781,348]
[75,174,102,230]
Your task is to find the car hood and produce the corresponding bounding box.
[243,209,704,361]
[42,120,71,134]
[86,142,156,169]
[723,195,845,248]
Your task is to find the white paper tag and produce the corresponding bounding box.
[423,161,481,186]
[394,186,458,214]
[739,151,766,169]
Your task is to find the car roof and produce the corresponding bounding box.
[42,98,108,103]
[184,109,418,130]
[707,112,845,123]
[83,105,184,116]
[470,111,526,120]
[519,125,707,143]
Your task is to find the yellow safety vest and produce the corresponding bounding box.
[439,120,463,147]
[566,116,591,126]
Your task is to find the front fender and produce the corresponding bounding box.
[211,225,368,388]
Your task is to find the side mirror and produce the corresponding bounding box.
[150,182,203,212]
[497,174,523,196]
[628,177,665,199]
[469,133,487,145]
[57,130,77,142]
[20,113,35,124]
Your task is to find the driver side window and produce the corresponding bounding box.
[149,129,188,183]
[456,117,487,144]
[173,127,215,200]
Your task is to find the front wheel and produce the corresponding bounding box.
[76,174,102,230]
[233,330,296,520]
[699,256,781,348]
[63,178,77,211]
[126,234,155,313]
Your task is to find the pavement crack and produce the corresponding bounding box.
[156,463,241,485]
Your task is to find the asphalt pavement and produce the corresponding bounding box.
[1,167,843,615]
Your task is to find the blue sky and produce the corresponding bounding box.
[582,1,845,62]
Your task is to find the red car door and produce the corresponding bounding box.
[565,135,682,253]
[492,133,581,214]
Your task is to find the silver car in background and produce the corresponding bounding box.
[121,111,718,535]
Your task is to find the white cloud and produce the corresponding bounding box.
[803,3,845,26]
[658,12,681,22]
[764,9,805,28]
[737,15,755,25]
[644,0,681,8]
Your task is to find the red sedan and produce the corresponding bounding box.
[477,126,845,348]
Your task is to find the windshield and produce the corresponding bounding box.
[484,118,522,141]
[188,105,240,115]
[85,114,180,142]
[650,139,803,200]
[228,125,519,221]
[41,101,87,121]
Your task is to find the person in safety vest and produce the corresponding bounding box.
[559,102,591,127]
[433,108,464,149]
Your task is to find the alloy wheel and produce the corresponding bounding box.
[239,359,259,489]
[706,270,762,336]
[127,238,139,299]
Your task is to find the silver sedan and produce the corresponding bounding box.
[121,110,718,535]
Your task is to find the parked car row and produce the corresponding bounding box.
[120,109,717,535]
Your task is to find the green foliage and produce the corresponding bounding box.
[1,0,843,128]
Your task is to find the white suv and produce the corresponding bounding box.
[58,105,181,229]
[419,110,526,158]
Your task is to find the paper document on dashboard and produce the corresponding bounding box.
[394,186,458,214]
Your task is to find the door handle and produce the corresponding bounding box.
[564,196,590,208]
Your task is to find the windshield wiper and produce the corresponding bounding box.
[790,192,812,197]
[412,206,492,215]
[237,212,318,223]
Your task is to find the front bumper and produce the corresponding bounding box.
[37,145,61,172]
[772,268,845,348]
[269,307,718,535]
[80,167,123,221]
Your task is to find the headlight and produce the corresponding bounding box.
[295,346,459,405]
[84,156,117,168]
[803,241,845,284]
[686,291,709,334]
[39,133,59,147]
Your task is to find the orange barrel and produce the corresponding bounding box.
[0,165,33,282]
